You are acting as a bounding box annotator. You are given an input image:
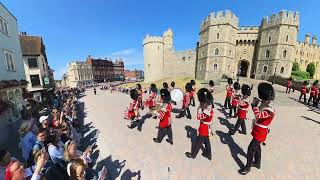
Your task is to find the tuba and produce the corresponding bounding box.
[150,104,161,116]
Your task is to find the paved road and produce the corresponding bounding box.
[80,78,320,180]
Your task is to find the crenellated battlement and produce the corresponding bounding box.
[143,35,163,45]
[262,10,299,29]
[200,10,239,31]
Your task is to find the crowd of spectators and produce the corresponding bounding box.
[0,88,106,180]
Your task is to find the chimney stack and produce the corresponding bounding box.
[312,35,317,45]
[305,33,310,44]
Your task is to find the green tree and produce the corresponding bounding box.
[306,63,316,78]
[292,62,300,71]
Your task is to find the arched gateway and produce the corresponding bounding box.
[238,60,250,77]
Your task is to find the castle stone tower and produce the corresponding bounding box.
[143,35,164,82]
[196,10,238,80]
[256,11,299,80]
[163,28,174,50]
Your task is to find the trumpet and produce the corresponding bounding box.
[150,104,161,116]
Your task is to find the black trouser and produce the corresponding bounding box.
[316,97,320,108]
[178,107,191,118]
[94,91,96,95]
[224,96,231,109]
[190,135,211,159]
[308,95,316,106]
[245,138,261,169]
[286,87,291,94]
[229,106,237,117]
[156,125,173,143]
[210,97,214,108]
[231,118,246,134]
[190,96,195,106]
[299,93,307,104]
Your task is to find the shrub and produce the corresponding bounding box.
[292,62,300,71]
[306,63,316,78]
[291,71,310,80]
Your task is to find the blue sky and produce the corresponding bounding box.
[2,0,320,79]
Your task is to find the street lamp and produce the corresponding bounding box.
[272,59,279,85]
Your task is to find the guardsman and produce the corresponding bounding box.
[239,82,275,175]
[176,83,192,119]
[136,83,144,110]
[286,77,293,94]
[185,88,214,160]
[229,82,241,118]
[146,84,158,117]
[170,81,177,105]
[124,89,140,128]
[224,78,233,109]
[229,84,251,135]
[207,80,215,107]
[299,81,308,104]
[153,89,173,145]
[163,82,169,90]
[307,80,318,106]
[190,80,196,107]
[316,86,320,108]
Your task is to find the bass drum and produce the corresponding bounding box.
[170,88,184,102]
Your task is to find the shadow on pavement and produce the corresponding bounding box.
[95,155,141,180]
[137,114,150,132]
[171,108,181,114]
[215,130,247,169]
[218,117,234,131]
[185,125,205,153]
[301,115,320,125]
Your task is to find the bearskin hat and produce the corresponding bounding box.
[185,83,193,92]
[150,83,157,93]
[209,80,214,86]
[163,82,168,89]
[197,88,213,104]
[130,89,139,100]
[160,89,171,103]
[136,83,142,90]
[289,77,293,81]
[241,84,251,96]
[258,82,275,101]
[190,79,196,85]
[233,82,241,90]
[303,80,308,85]
[171,81,175,88]
[227,78,233,85]
[313,80,319,86]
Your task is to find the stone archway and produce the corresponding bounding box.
[238,60,250,77]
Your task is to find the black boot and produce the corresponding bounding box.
[176,110,185,118]
[153,138,160,143]
[252,162,261,169]
[185,152,195,159]
[166,139,173,145]
[238,167,251,175]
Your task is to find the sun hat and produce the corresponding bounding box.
[39,116,49,124]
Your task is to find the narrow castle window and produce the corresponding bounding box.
[200,64,204,70]
[286,35,289,42]
[215,48,219,55]
[214,64,218,70]
[263,65,268,73]
[236,40,239,45]
[243,49,247,54]
[217,33,220,39]
[266,50,270,58]
[228,64,230,70]
[201,51,205,58]
[158,46,159,50]
[268,37,271,43]
[229,50,232,56]
[280,67,284,74]
[283,50,287,58]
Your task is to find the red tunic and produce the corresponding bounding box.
[182,92,191,108]
[318,88,320,98]
[251,105,275,142]
[125,100,139,120]
[287,80,292,88]
[197,105,214,137]
[310,85,317,97]
[231,92,241,107]
[158,103,172,128]
[238,98,249,119]
[146,92,157,108]
[301,85,307,94]
[226,85,233,97]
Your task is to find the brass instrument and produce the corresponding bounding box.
[150,104,161,116]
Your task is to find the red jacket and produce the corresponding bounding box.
[251,105,275,142]
[158,103,172,128]
[238,98,249,119]
[287,80,292,88]
[310,85,317,97]
[125,100,139,120]
[231,92,241,107]
[197,105,214,137]
[146,92,157,108]
[301,85,307,94]
[318,88,320,98]
[182,92,191,108]
[226,85,233,97]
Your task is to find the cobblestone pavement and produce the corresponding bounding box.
[80,78,320,180]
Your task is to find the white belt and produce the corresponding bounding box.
[255,122,268,129]
[239,108,248,111]
[201,120,212,125]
